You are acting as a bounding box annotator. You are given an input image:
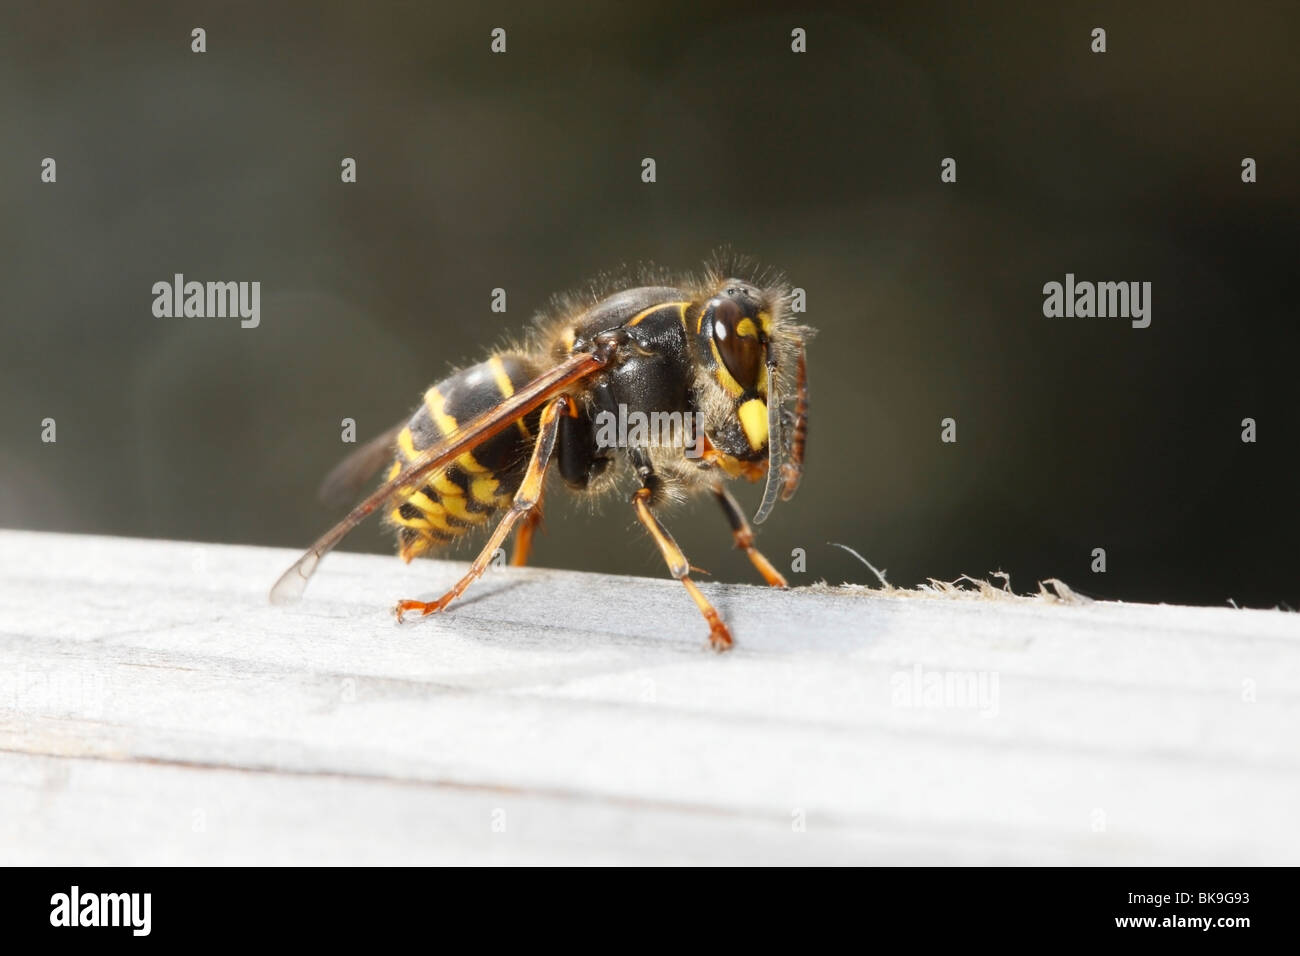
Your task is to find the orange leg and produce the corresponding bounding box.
[632,486,734,651]
[395,397,566,621]
[510,503,543,566]
[712,483,788,588]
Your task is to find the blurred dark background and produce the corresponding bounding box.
[2,1,1296,607]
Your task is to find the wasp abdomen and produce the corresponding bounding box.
[385,354,545,560]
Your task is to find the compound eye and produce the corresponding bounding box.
[711,298,764,391]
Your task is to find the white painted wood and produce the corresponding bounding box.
[1,529,1297,864]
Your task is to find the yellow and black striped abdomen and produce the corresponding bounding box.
[385,354,545,561]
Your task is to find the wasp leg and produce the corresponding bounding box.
[510,505,542,567]
[395,396,566,621]
[632,485,734,652]
[711,482,789,588]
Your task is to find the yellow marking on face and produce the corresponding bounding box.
[470,476,500,505]
[708,337,745,397]
[736,314,771,397]
[738,398,769,450]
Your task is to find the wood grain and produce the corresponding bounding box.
[1,529,1297,864]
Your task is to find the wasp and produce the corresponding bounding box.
[270,261,810,650]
